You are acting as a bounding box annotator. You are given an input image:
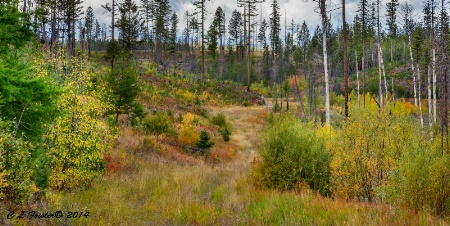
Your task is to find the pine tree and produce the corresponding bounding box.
[116,0,142,51]
[153,0,171,64]
[238,0,265,91]
[168,12,178,55]
[357,0,370,107]
[207,20,218,59]
[140,0,154,56]
[269,0,281,59]
[102,0,118,41]
[386,0,399,62]
[213,6,226,55]
[192,0,210,80]
[85,6,95,58]
[298,21,310,64]
[196,131,214,149]
[228,10,243,52]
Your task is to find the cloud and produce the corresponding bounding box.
[81,0,425,38]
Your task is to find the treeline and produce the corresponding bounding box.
[20,0,450,128]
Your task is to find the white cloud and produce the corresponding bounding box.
[81,0,425,38]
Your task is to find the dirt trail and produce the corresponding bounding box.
[206,104,270,172]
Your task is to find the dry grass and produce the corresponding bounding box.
[6,104,449,226]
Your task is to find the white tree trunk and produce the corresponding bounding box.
[432,48,436,123]
[392,77,395,101]
[417,64,423,128]
[322,16,330,125]
[378,38,383,108]
[408,35,417,107]
[379,46,388,96]
[356,50,360,105]
[428,64,433,138]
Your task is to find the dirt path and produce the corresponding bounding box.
[206,104,270,172]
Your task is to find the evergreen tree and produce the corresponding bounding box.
[228,10,243,52]
[0,2,33,54]
[207,21,218,59]
[196,131,214,149]
[238,0,265,91]
[192,0,210,79]
[153,0,171,64]
[213,6,226,54]
[269,0,281,59]
[168,12,178,55]
[117,0,142,51]
[297,21,310,64]
[85,6,95,58]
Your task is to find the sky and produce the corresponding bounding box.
[82,0,425,38]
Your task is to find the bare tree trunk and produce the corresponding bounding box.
[247,5,251,91]
[380,46,388,98]
[377,0,383,108]
[390,38,393,63]
[356,50,360,106]
[392,77,395,101]
[418,64,423,128]
[320,0,330,125]
[428,64,433,137]
[343,0,349,117]
[408,35,417,106]
[433,47,437,123]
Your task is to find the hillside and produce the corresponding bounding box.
[2,72,448,225]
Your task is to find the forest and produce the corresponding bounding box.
[0,0,450,224]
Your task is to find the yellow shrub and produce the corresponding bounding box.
[178,125,199,146]
[183,112,196,125]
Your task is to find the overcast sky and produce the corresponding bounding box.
[82,0,425,38]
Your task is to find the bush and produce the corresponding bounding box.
[211,113,227,127]
[178,125,199,146]
[196,131,214,149]
[255,115,331,195]
[219,127,231,142]
[143,112,173,135]
[0,122,34,204]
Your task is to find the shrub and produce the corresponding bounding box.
[178,125,199,146]
[196,131,214,149]
[255,115,331,195]
[219,127,231,142]
[0,122,34,204]
[211,113,227,127]
[143,112,173,135]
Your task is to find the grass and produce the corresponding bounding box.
[2,74,448,226]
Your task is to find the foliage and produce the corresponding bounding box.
[0,51,59,142]
[211,113,227,127]
[143,112,173,135]
[330,105,404,201]
[382,135,450,216]
[255,115,331,195]
[178,112,199,146]
[105,51,142,123]
[45,57,114,191]
[219,127,230,142]
[0,120,34,204]
[179,125,199,146]
[330,101,450,215]
[0,3,33,54]
[196,131,214,149]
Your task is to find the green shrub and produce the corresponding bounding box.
[211,113,227,127]
[255,115,331,195]
[0,122,34,204]
[143,112,173,135]
[196,131,214,149]
[219,127,231,142]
